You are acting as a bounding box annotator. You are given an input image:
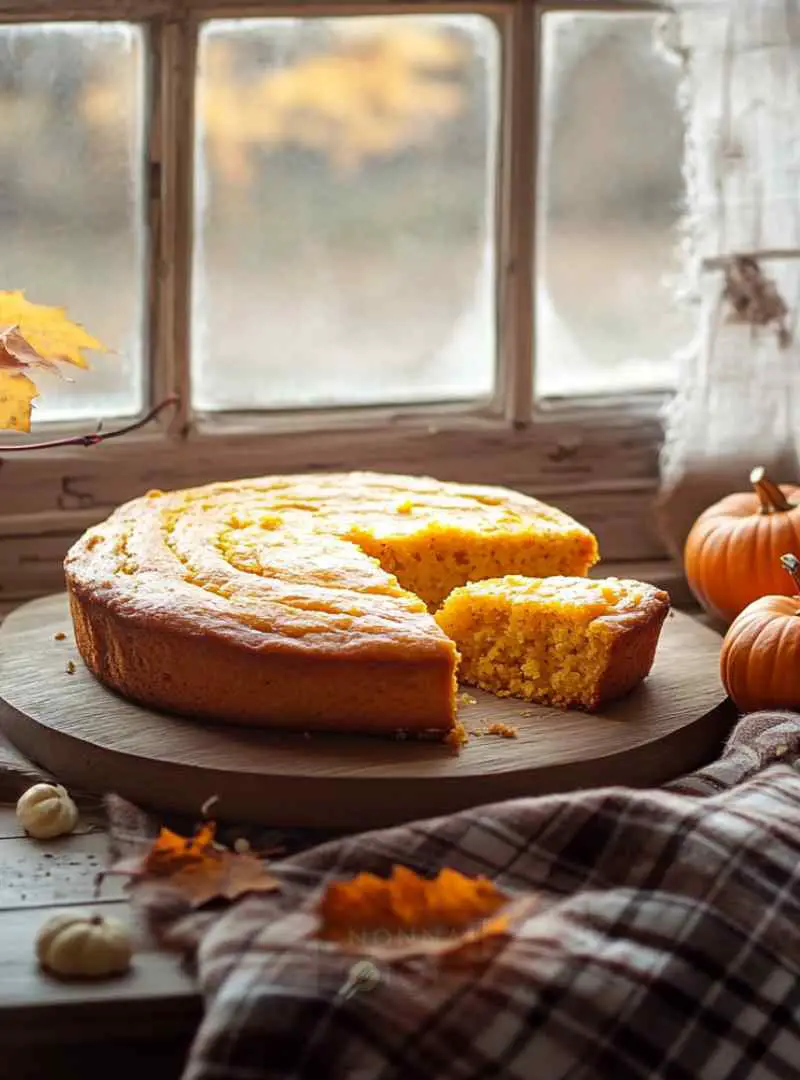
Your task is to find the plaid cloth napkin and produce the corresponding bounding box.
[116,709,800,1080]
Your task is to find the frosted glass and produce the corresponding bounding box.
[0,23,145,422]
[536,13,692,398]
[192,15,499,411]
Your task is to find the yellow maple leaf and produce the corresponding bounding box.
[0,294,107,432]
[0,291,105,371]
[0,370,38,432]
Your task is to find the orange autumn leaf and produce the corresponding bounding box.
[143,822,218,875]
[0,293,107,431]
[317,864,509,942]
[104,820,280,909]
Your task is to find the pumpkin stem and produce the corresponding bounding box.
[780,553,800,594]
[751,466,794,513]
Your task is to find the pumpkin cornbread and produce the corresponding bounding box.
[64,472,598,736]
[435,575,670,711]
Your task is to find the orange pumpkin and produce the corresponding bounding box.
[720,553,800,712]
[684,467,800,624]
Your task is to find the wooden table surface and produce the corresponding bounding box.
[0,603,720,1079]
[0,802,201,1079]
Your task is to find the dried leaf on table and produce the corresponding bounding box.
[99,818,280,910]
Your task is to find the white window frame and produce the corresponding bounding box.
[0,0,686,606]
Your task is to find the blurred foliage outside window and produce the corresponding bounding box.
[0,13,689,419]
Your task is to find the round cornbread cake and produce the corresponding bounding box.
[64,472,599,736]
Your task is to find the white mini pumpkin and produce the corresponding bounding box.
[16,782,78,839]
[36,911,133,978]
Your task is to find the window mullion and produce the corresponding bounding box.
[148,14,195,436]
[497,0,535,426]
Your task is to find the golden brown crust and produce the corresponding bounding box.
[64,471,596,735]
[68,586,458,735]
[588,588,671,709]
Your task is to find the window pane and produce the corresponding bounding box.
[0,23,145,422]
[193,16,498,411]
[536,13,691,398]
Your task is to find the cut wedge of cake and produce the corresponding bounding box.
[435,575,670,711]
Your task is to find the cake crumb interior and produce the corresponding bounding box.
[436,575,653,709]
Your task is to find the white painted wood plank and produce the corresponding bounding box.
[0,803,107,840]
[0,901,199,1045]
[0,410,663,518]
[0,1,665,29]
[0,831,126,910]
[0,806,25,839]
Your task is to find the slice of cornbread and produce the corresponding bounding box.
[435,575,670,711]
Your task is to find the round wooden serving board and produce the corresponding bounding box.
[0,594,735,829]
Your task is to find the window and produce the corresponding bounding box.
[194,15,499,411]
[0,0,688,605]
[0,21,146,420]
[536,10,690,398]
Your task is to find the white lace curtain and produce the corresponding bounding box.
[657,0,800,556]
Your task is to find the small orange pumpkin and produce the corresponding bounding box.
[684,467,800,624]
[720,553,800,712]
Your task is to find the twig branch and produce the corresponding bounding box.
[0,394,180,453]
